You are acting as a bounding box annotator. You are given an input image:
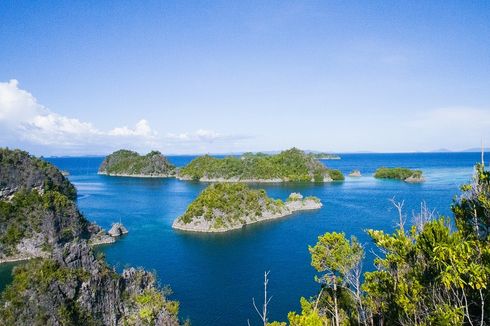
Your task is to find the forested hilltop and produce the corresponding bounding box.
[0,148,183,325]
[262,164,490,326]
[374,167,424,183]
[178,148,344,182]
[98,149,176,177]
[173,183,322,232]
[0,148,76,200]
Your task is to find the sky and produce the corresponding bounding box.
[0,1,490,155]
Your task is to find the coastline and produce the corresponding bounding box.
[0,254,35,264]
[0,237,118,265]
[172,199,322,233]
[97,171,174,178]
[176,176,335,183]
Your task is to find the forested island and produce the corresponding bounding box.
[374,167,424,183]
[0,148,182,325]
[178,148,344,182]
[266,163,489,325]
[172,183,322,232]
[98,149,176,177]
[309,152,341,160]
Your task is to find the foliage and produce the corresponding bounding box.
[374,167,422,180]
[178,183,281,226]
[271,164,490,325]
[179,148,344,182]
[99,149,175,175]
[125,288,180,325]
[308,153,341,160]
[286,297,329,326]
[452,163,490,239]
[0,258,93,325]
[0,147,76,200]
[0,190,89,255]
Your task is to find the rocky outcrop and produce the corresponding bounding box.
[0,148,76,200]
[0,189,117,263]
[108,223,128,237]
[0,241,180,325]
[404,175,425,183]
[173,184,322,233]
[0,148,183,324]
[98,150,176,177]
[349,170,362,177]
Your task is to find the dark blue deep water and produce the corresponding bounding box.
[0,152,485,325]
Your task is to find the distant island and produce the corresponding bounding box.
[98,149,176,177]
[309,152,341,160]
[374,167,425,183]
[178,148,344,182]
[172,183,322,232]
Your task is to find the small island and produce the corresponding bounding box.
[172,183,322,232]
[98,149,176,177]
[178,148,344,182]
[374,167,425,183]
[349,170,362,177]
[309,152,341,160]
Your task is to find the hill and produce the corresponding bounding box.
[173,183,322,232]
[178,148,344,182]
[98,149,176,177]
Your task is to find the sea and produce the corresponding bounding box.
[0,152,484,325]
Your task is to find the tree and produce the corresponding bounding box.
[308,232,364,325]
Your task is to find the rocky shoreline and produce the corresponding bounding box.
[98,171,174,178]
[176,175,334,183]
[173,194,322,233]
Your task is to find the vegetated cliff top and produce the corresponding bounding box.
[0,148,76,200]
[98,149,176,176]
[178,147,344,182]
[173,183,322,232]
[0,241,181,325]
[374,167,424,182]
[0,148,183,325]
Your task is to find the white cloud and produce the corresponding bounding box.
[109,119,156,137]
[165,129,251,145]
[0,80,249,155]
[0,79,157,153]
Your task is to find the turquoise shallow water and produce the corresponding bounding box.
[0,152,484,325]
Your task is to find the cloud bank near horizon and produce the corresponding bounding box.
[1,79,489,155]
[0,80,248,155]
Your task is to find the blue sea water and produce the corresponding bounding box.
[0,152,484,325]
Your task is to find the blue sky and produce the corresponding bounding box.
[1,1,489,155]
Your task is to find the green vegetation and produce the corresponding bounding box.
[309,153,341,160]
[177,183,282,226]
[179,148,344,182]
[0,190,89,256]
[267,164,490,325]
[0,258,94,325]
[0,148,76,200]
[0,148,183,325]
[98,149,175,176]
[124,288,180,325]
[374,167,422,180]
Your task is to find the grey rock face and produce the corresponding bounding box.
[108,223,128,237]
[0,148,182,325]
[0,148,76,200]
